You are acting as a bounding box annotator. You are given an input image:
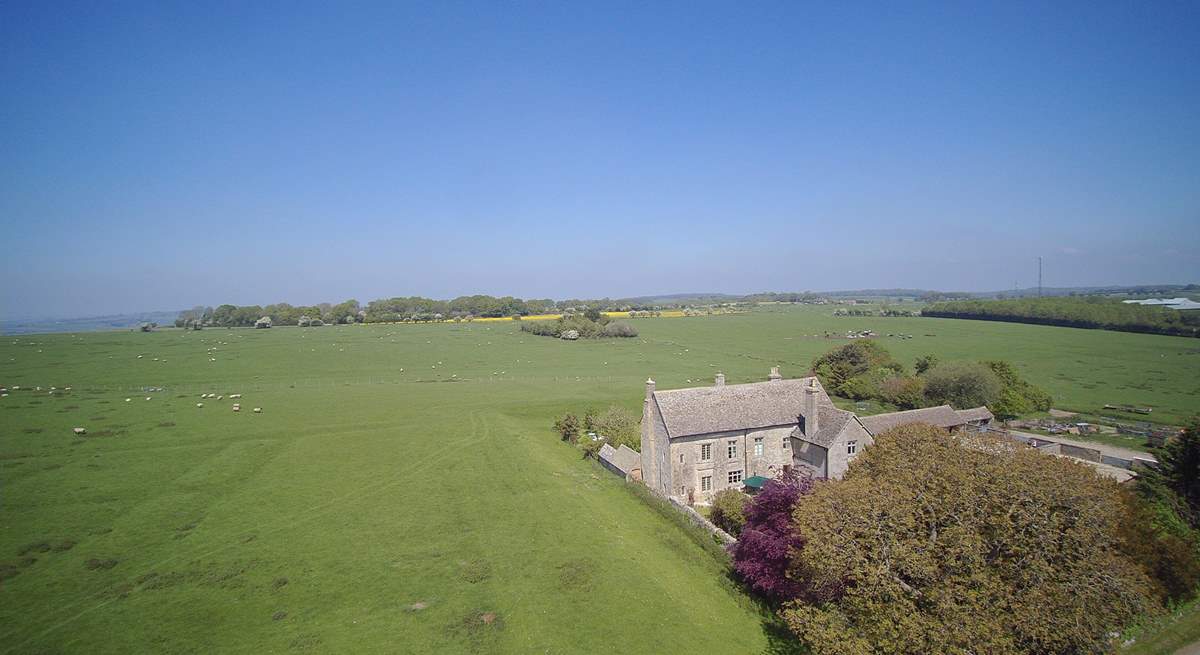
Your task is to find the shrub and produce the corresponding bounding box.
[981,360,1052,418]
[922,361,1002,409]
[878,375,925,409]
[731,471,813,601]
[577,434,604,459]
[1117,487,1200,603]
[554,413,580,442]
[591,405,639,450]
[601,321,638,338]
[710,489,750,536]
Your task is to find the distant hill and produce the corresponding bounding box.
[1,311,181,335]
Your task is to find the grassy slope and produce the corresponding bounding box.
[1,306,1197,652]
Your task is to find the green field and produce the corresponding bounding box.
[2,306,1198,653]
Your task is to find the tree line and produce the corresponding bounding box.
[812,340,1051,418]
[923,296,1200,337]
[176,294,710,327]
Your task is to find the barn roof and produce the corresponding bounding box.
[652,377,831,438]
[599,443,640,475]
[858,405,965,436]
[956,406,994,423]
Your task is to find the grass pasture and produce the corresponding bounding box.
[1,305,1197,653]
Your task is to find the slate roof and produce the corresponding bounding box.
[956,406,994,423]
[791,405,859,448]
[652,377,830,438]
[598,443,641,475]
[858,405,965,436]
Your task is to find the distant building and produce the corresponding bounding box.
[1122,297,1200,310]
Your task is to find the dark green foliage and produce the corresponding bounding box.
[877,375,926,409]
[981,360,1052,419]
[520,315,636,339]
[1163,418,1200,522]
[1117,488,1200,604]
[923,296,1200,337]
[710,489,749,536]
[922,361,1003,409]
[914,354,939,375]
[553,413,580,442]
[811,341,900,398]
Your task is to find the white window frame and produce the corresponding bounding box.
[847,440,857,454]
[754,436,764,457]
[728,470,743,485]
[700,443,711,461]
[727,440,737,459]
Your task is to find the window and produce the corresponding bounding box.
[679,453,684,463]
[728,470,743,485]
[847,440,857,454]
[700,443,711,461]
[754,437,764,457]
[782,437,790,449]
[727,440,738,459]
[701,475,712,492]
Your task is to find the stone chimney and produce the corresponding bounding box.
[768,366,782,382]
[641,378,658,492]
[715,372,725,387]
[803,378,820,436]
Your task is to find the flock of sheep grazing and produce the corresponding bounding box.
[62,389,262,436]
[196,392,261,413]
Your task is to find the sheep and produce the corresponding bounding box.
[125,398,132,402]
[217,395,224,401]
[253,407,262,413]
[229,394,242,399]
[232,406,240,412]
[145,397,152,401]
[73,427,86,435]
[197,403,204,408]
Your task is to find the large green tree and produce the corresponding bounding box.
[784,424,1157,655]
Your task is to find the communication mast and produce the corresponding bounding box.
[1037,256,1043,298]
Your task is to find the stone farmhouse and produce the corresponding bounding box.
[639,367,994,504]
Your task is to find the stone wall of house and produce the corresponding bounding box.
[641,399,673,497]
[668,425,794,503]
[825,419,873,479]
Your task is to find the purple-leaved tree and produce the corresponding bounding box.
[730,470,813,602]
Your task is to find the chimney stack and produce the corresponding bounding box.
[803,378,820,435]
[645,378,656,401]
[715,372,725,387]
[768,366,782,382]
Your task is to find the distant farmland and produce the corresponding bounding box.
[1,305,1196,652]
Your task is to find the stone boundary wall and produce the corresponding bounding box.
[596,454,738,545]
[666,497,737,545]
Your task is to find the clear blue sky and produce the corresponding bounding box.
[2,1,1197,317]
